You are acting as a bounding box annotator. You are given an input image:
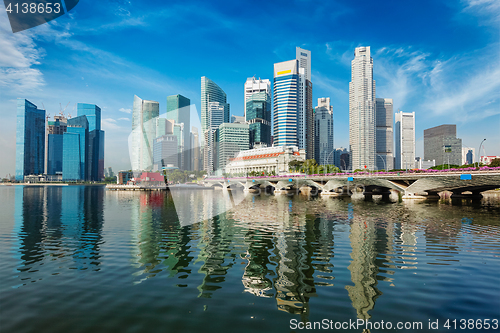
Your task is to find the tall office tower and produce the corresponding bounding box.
[63,115,89,181]
[273,59,298,147]
[314,98,334,165]
[77,103,104,181]
[46,115,68,175]
[375,98,394,171]
[131,95,160,171]
[296,47,314,160]
[462,147,475,165]
[246,92,271,148]
[349,46,376,171]
[273,47,313,158]
[153,135,178,170]
[191,127,200,171]
[394,111,415,170]
[215,122,249,172]
[167,94,191,170]
[244,77,270,119]
[204,101,226,173]
[201,77,230,173]
[424,124,462,166]
[15,99,46,181]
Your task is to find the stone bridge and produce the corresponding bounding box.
[203,171,500,200]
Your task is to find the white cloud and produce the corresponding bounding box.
[0,7,45,92]
[119,107,132,113]
[118,117,130,121]
[461,0,500,23]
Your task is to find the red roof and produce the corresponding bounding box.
[139,172,164,182]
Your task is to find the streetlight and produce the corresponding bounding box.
[477,139,486,168]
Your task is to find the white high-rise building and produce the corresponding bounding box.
[349,46,376,171]
[244,77,270,120]
[130,95,159,171]
[376,98,394,171]
[395,111,415,170]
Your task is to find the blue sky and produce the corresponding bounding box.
[0,0,499,176]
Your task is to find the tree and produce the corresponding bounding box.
[489,158,500,167]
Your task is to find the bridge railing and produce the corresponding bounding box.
[204,166,500,181]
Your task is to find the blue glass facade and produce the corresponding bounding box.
[63,116,88,181]
[77,103,101,131]
[77,103,104,181]
[47,134,64,175]
[273,74,298,147]
[15,99,45,181]
[246,92,271,148]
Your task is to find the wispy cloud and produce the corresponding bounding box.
[118,117,130,121]
[374,46,430,111]
[0,7,45,92]
[460,0,500,24]
[373,43,500,123]
[119,107,131,113]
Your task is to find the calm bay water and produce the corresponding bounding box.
[0,185,499,333]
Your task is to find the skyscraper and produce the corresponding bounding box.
[15,99,45,181]
[296,47,314,160]
[462,147,475,165]
[246,92,271,148]
[201,77,230,173]
[375,98,394,171]
[63,115,89,181]
[244,77,270,120]
[167,94,191,170]
[204,101,226,173]
[46,115,67,176]
[77,103,104,181]
[424,124,462,166]
[314,98,334,165]
[273,47,313,158]
[153,135,178,170]
[395,111,415,170]
[215,122,249,172]
[130,95,159,171]
[273,59,299,147]
[349,46,376,171]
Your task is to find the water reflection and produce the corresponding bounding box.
[13,186,104,286]
[5,186,500,330]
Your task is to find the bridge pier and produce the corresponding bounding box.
[450,190,483,200]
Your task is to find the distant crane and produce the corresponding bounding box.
[59,102,70,117]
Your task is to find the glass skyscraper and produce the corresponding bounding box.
[15,99,46,181]
[130,95,160,171]
[314,98,334,165]
[46,115,67,176]
[63,115,89,181]
[167,94,191,170]
[273,47,313,158]
[246,92,271,148]
[201,77,230,174]
[273,59,299,147]
[77,103,104,181]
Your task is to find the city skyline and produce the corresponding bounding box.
[1,0,499,176]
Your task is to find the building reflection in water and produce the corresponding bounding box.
[13,186,104,286]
